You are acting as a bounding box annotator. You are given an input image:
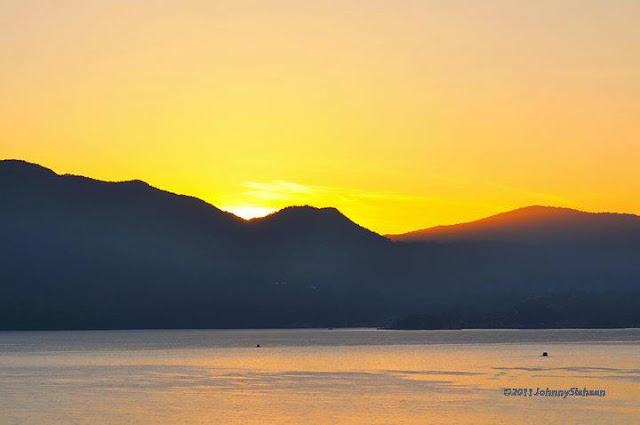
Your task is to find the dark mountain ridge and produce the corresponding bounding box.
[387,205,640,244]
[1,160,639,330]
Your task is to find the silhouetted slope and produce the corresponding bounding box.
[387,206,640,244]
[391,291,640,330]
[243,206,391,307]
[1,160,247,265]
[1,160,639,330]
[0,160,392,329]
[0,159,57,180]
[250,206,388,247]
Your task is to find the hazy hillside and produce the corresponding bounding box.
[0,160,393,329]
[387,205,640,244]
[1,160,639,330]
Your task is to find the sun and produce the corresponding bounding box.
[221,206,276,220]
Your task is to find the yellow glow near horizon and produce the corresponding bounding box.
[222,206,276,220]
[2,1,639,234]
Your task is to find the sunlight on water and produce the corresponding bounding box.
[1,329,638,424]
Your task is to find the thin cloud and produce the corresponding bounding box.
[244,180,315,201]
[243,180,438,205]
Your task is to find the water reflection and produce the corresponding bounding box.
[0,329,638,424]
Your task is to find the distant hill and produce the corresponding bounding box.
[0,160,385,254]
[249,206,388,252]
[387,206,640,244]
[1,160,639,330]
[0,160,392,329]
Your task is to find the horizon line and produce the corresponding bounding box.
[3,157,638,236]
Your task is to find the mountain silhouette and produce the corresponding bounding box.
[387,205,640,244]
[250,206,388,250]
[1,160,639,330]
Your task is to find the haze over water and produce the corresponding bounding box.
[1,329,638,424]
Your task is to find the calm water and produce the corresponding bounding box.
[1,329,638,424]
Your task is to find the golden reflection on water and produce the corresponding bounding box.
[0,330,638,425]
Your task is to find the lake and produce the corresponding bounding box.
[1,328,638,424]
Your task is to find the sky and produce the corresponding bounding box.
[2,0,639,234]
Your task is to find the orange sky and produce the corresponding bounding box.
[2,0,639,233]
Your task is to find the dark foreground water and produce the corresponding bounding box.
[1,328,638,424]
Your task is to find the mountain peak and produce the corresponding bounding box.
[255,205,356,223]
[250,205,388,245]
[493,205,584,218]
[388,205,640,244]
[249,205,348,224]
[0,159,57,178]
[269,205,340,216]
[115,179,152,188]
